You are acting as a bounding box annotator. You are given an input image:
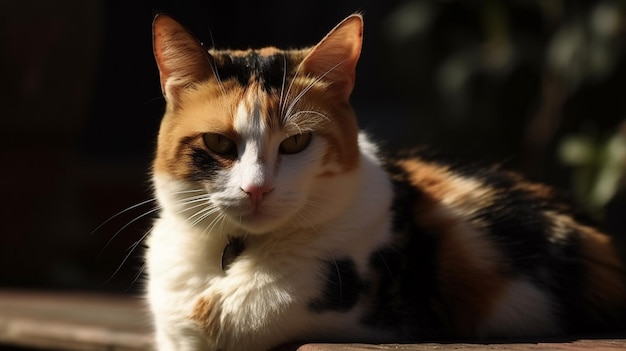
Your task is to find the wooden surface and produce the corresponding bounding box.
[0,290,625,350]
[295,339,626,350]
[0,290,151,351]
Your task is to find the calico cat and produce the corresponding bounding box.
[146,13,626,351]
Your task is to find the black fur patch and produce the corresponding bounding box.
[362,164,444,339]
[473,184,588,331]
[309,258,366,313]
[214,52,288,91]
[474,187,555,275]
[189,147,222,181]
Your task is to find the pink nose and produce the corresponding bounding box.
[241,184,273,204]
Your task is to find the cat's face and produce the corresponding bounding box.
[152,15,363,234]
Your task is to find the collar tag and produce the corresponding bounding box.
[221,237,245,272]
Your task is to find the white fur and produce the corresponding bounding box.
[479,279,561,338]
[147,86,395,350]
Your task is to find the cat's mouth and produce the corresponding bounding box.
[223,203,279,232]
[212,191,302,233]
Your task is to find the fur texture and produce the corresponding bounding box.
[146,14,626,351]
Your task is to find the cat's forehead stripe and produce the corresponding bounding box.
[233,90,267,139]
[212,50,293,92]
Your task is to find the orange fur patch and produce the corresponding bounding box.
[191,295,224,340]
[578,225,626,321]
[280,76,359,173]
[399,158,506,336]
[398,159,495,212]
[436,222,508,336]
[153,82,241,178]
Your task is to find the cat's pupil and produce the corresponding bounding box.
[203,133,237,156]
[279,132,312,154]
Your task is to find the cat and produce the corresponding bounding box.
[146,13,626,351]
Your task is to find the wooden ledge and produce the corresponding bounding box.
[292,339,626,350]
[0,290,151,350]
[0,290,624,350]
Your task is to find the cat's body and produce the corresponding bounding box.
[147,14,626,351]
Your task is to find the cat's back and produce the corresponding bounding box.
[379,152,626,338]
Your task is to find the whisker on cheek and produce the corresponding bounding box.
[102,229,151,289]
[91,197,158,236]
[98,206,161,257]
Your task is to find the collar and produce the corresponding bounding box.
[221,237,245,272]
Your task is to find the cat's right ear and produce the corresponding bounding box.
[153,14,215,103]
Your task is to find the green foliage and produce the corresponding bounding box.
[378,0,626,215]
[559,125,626,217]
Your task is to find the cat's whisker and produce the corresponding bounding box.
[103,229,151,288]
[144,95,165,105]
[173,195,212,208]
[285,110,330,126]
[208,56,227,98]
[283,74,318,120]
[305,193,336,204]
[169,201,212,224]
[169,188,205,195]
[161,190,210,211]
[205,212,227,237]
[180,209,211,229]
[306,194,345,211]
[167,191,211,209]
[127,263,146,292]
[217,210,230,237]
[167,188,207,198]
[302,202,329,215]
[281,59,302,117]
[98,206,161,256]
[163,189,227,234]
[283,59,347,120]
[293,211,317,231]
[278,53,288,114]
[91,198,157,236]
[187,205,222,230]
[204,31,228,98]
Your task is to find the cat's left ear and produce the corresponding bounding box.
[300,14,363,101]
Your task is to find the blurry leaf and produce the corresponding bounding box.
[558,135,596,166]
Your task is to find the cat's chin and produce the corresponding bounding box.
[229,213,289,234]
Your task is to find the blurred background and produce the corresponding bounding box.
[0,0,625,294]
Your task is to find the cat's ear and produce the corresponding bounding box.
[299,14,363,101]
[152,14,215,103]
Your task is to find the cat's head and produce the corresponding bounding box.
[152,14,363,235]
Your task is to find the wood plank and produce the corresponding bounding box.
[293,339,626,350]
[0,290,624,350]
[0,290,152,350]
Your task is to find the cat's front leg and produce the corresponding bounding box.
[188,279,293,351]
[153,313,214,351]
[187,290,270,351]
[189,293,225,345]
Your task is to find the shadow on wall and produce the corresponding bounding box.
[0,0,624,293]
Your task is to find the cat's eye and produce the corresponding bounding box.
[203,133,236,156]
[279,132,312,154]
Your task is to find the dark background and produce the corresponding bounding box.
[1,0,625,294]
